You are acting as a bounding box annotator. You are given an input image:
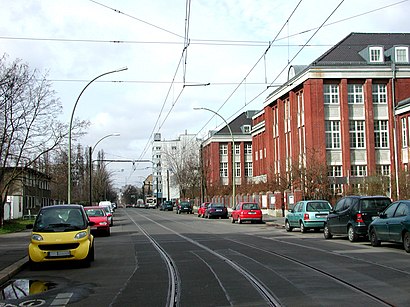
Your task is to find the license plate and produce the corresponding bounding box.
[49,251,70,257]
[216,209,222,212]
[248,212,256,214]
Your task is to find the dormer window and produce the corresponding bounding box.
[369,47,384,63]
[241,125,251,134]
[395,46,409,63]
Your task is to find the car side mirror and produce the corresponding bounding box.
[379,213,387,219]
[288,209,293,213]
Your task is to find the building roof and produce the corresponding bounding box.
[267,32,410,102]
[215,110,259,136]
[313,32,410,66]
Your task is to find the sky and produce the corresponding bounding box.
[1,0,409,188]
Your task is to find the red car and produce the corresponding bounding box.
[84,206,110,236]
[230,202,263,224]
[197,202,210,218]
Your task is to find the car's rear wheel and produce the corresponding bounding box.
[348,225,358,242]
[323,223,333,239]
[285,220,293,232]
[403,232,410,253]
[300,222,307,233]
[238,217,242,224]
[370,228,381,247]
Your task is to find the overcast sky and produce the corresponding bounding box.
[1,0,409,187]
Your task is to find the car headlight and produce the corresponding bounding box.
[75,231,88,239]
[31,234,43,241]
[99,222,108,226]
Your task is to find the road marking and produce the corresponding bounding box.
[50,293,73,306]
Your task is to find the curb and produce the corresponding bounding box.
[0,256,29,286]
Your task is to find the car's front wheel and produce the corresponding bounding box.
[348,225,358,242]
[323,223,333,239]
[403,232,410,253]
[238,217,242,224]
[285,220,293,232]
[370,228,381,247]
[230,216,235,223]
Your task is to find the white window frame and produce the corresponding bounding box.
[348,84,364,104]
[219,144,228,155]
[376,165,390,176]
[234,144,240,155]
[369,46,384,63]
[219,162,228,177]
[395,46,409,63]
[324,84,339,104]
[349,120,365,148]
[328,165,342,177]
[245,162,253,177]
[351,165,367,177]
[402,118,408,148]
[374,120,389,148]
[244,143,252,154]
[372,84,387,104]
[235,162,241,177]
[325,121,341,149]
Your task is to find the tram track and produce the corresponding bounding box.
[125,209,405,306]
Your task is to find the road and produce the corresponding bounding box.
[1,207,410,306]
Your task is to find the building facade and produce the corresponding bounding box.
[252,32,410,200]
[201,111,258,201]
[152,131,202,203]
[4,167,52,220]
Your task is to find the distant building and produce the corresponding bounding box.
[252,32,410,200]
[4,167,52,220]
[152,131,202,202]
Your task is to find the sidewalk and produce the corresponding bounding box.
[0,230,30,285]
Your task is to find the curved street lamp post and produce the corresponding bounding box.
[194,107,236,207]
[67,67,127,204]
[89,133,120,206]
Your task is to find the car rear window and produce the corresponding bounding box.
[360,198,391,212]
[86,209,105,217]
[242,203,260,210]
[306,202,331,211]
[211,204,225,208]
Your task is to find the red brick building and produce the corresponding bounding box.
[201,111,258,199]
[252,33,410,200]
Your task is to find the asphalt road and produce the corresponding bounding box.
[2,208,410,306]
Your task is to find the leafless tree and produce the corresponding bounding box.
[163,141,201,200]
[0,54,88,226]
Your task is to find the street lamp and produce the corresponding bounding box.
[194,107,236,207]
[89,133,120,206]
[67,67,127,204]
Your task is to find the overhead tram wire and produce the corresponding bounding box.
[88,0,184,39]
[2,0,408,47]
[192,0,304,139]
[226,0,346,124]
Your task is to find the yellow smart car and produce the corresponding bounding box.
[27,204,95,268]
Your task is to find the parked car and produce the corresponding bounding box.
[84,206,110,236]
[197,202,210,218]
[205,203,228,219]
[285,200,332,233]
[231,202,262,224]
[99,204,113,226]
[160,201,174,211]
[324,195,391,242]
[176,201,193,214]
[26,204,95,268]
[368,200,410,253]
